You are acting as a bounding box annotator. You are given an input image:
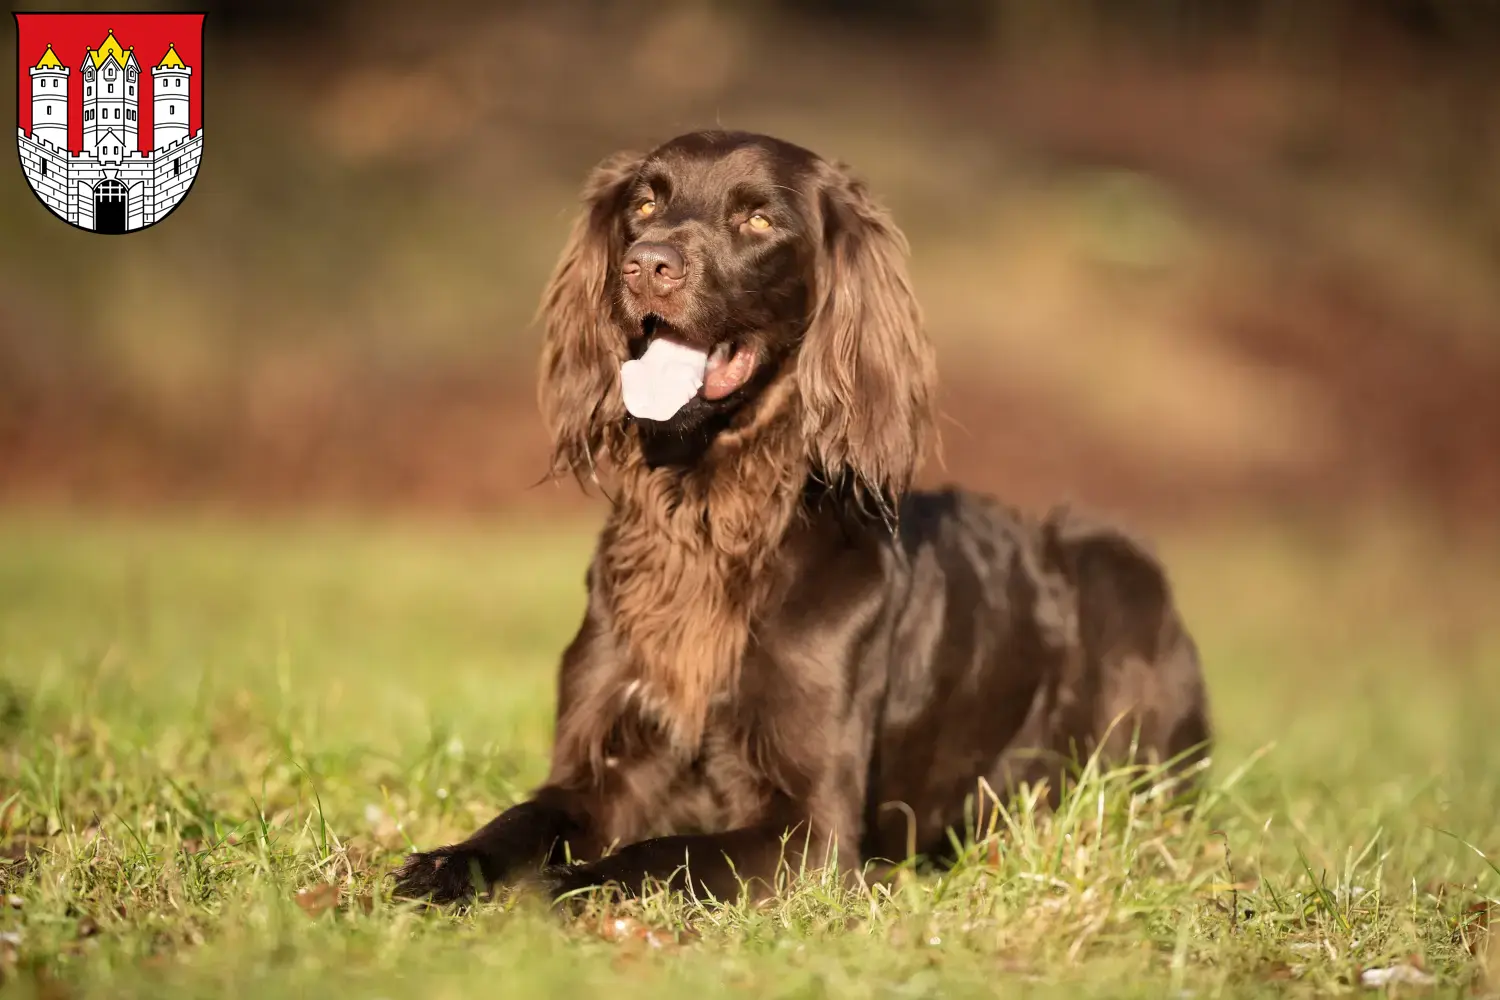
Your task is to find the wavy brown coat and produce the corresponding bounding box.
[395,131,1212,904]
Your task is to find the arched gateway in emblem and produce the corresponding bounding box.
[93,177,127,234]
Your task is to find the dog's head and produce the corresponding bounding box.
[538,131,936,504]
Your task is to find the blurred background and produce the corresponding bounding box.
[3,0,1499,539]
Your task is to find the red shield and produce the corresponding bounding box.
[14,11,205,234]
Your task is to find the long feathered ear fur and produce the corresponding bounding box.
[537,151,644,483]
[797,161,938,516]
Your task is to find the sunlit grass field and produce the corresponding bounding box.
[0,511,1496,998]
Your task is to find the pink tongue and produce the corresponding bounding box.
[620,339,708,421]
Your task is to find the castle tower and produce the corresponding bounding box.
[123,50,140,152]
[151,44,191,150]
[81,30,140,156]
[28,45,69,149]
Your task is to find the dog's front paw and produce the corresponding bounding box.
[392,846,492,905]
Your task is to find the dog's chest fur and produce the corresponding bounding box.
[594,431,804,750]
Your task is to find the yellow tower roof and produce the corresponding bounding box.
[157,44,185,69]
[87,30,132,69]
[34,44,64,69]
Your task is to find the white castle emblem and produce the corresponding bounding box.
[17,30,203,233]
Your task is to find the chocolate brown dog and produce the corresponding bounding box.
[394,131,1212,904]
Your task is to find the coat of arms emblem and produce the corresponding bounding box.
[14,12,205,233]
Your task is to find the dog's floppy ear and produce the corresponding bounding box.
[537,150,644,482]
[798,161,938,515]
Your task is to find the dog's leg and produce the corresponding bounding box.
[393,789,585,904]
[544,819,849,905]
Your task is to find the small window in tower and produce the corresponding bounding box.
[108,83,114,94]
[87,86,92,96]
[46,105,51,115]
[41,160,48,177]
[170,105,175,115]
[176,78,182,88]
[115,108,121,119]
[129,86,134,96]
[174,158,181,176]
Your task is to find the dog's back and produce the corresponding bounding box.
[857,489,1211,862]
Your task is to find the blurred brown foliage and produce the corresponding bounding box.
[2,0,1498,533]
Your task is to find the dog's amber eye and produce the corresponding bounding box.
[637,200,657,218]
[747,213,771,231]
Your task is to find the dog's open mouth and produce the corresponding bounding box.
[638,315,759,401]
[703,339,758,400]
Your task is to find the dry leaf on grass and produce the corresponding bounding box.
[1454,900,1492,955]
[294,883,342,918]
[0,840,39,888]
[595,915,689,950]
[1259,960,1296,981]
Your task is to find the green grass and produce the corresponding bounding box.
[0,511,1497,998]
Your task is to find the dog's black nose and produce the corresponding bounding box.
[622,242,686,297]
